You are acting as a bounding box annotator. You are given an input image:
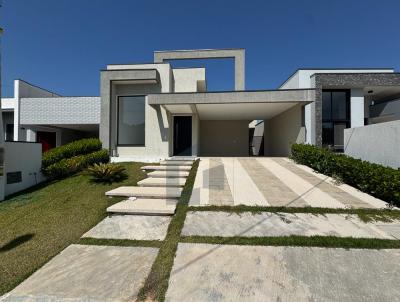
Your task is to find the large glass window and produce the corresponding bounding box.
[117,96,145,145]
[322,90,350,150]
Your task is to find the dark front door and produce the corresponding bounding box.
[37,131,57,152]
[173,116,192,156]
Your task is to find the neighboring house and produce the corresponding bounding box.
[2,48,400,167]
[279,68,400,168]
[1,79,99,152]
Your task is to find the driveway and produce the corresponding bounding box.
[189,157,387,208]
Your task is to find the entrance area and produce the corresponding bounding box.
[173,116,192,156]
[37,131,57,152]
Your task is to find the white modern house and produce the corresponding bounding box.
[2,48,400,179]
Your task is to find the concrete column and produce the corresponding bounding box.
[26,128,36,142]
[350,88,365,128]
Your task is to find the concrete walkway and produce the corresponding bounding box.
[166,243,400,302]
[3,245,158,302]
[189,157,388,208]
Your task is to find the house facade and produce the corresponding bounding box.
[2,48,400,166]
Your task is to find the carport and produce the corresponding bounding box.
[148,89,315,157]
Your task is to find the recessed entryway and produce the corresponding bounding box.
[173,116,192,156]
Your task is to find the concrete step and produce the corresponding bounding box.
[107,198,178,215]
[160,160,193,166]
[105,186,182,198]
[142,165,192,171]
[166,157,196,161]
[147,171,190,178]
[138,177,187,187]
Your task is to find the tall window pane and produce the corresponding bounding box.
[332,91,348,120]
[322,92,332,120]
[118,96,145,145]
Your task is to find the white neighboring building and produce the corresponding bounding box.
[2,79,100,152]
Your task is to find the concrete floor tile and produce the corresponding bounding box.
[4,244,158,302]
[182,211,398,239]
[83,215,171,241]
[166,243,400,302]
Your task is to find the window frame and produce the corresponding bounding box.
[322,89,350,149]
[116,95,146,146]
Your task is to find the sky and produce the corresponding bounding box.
[1,0,400,97]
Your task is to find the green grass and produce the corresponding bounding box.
[137,160,199,302]
[188,205,400,222]
[77,237,162,248]
[0,162,147,296]
[181,235,400,249]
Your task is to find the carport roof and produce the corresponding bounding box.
[148,89,315,120]
[148,89,315,105]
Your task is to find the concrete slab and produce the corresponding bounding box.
[141,165,192,171]
[82,215,171,240]
[137,177,186,187]
[375,224,400,239]
[107,198,178,215]
[105,186,182,198]
[182,211,397,239]
[148,171,190,178]
[160,160,193,166]
[167,156,196,161]
[166,243,400,302]
[4,244,158,302]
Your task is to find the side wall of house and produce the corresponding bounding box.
[264,104,305,156]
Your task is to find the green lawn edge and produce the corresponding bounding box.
[181,235,400,249]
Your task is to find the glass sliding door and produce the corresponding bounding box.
[322,90,350,150]
[117,96,145,146]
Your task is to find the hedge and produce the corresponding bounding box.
[42,138,102,169]
[291,143,400,206]
[43,149,109,179]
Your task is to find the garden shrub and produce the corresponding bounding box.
[291,143,400,206]
[42,138,102,169]
[87,163,128,183]
[43,149,109,179]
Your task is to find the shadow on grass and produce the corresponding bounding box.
[0,233,35,253]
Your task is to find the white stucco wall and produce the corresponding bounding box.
[350,88,365,127]
[264,104,305,156]
[344,120,400,168]
[199,120,249,156]
[3,142,44,196]
[172,68,206,92]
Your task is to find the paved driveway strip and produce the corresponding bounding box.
[272,158,374,208]
[166,243,400,302]
[182,211,397,239]
[189,157,388,208]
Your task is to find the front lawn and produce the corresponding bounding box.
[0,162,147,296]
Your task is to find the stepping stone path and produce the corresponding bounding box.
[106,157,195,215]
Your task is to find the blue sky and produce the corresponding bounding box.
[1,0,400,97]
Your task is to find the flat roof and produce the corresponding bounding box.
[148,89,315,105]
